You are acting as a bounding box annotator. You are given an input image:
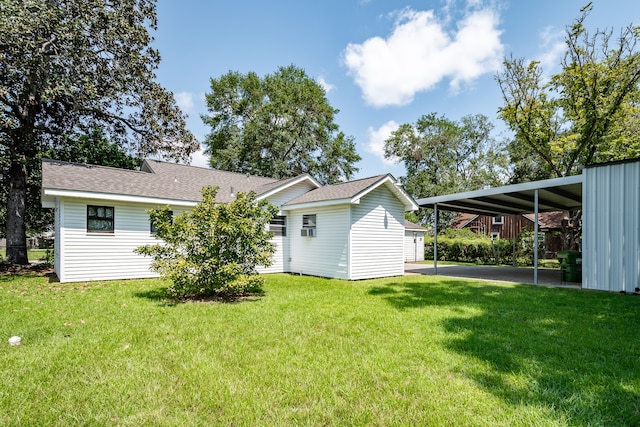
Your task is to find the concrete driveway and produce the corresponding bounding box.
[405,263,581,288]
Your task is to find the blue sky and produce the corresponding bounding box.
[152,0,640,179]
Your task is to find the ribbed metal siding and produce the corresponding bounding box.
[583,160,640,291]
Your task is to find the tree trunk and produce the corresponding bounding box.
[6,155,29,265]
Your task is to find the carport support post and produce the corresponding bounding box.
[433,203,438,275]
[534,189,539,285]
[512,214,517,267]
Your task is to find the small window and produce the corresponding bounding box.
[269,215,287,236]
[150,210,173,234]
[302,214,316,229]
[301,214,317,237]
[492,215,503,225]
[87,205,114,233]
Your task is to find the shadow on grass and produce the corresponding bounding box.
[133,287,178,307]
[369,280,640,425]
[134,287,265,306]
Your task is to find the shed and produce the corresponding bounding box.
[404,220,426,262]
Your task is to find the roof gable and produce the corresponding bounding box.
[283,174,418,211]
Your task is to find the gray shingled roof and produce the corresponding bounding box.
[283,174,388,206]
[42,159,416,209]
[42,159,288,203]
[404,220,426,231]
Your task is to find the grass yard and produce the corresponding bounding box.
[0,249,50,262]
[1,272,639,426]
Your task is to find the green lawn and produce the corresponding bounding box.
[0,248,49,262]
[1,272,639,426]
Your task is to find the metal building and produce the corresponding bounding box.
[583,159,640,292]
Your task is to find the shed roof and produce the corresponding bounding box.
[417,174,583,215]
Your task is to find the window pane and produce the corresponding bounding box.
[105,207,113,218]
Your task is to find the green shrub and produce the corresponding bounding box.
[136,186,278,300]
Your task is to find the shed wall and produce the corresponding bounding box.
[286,206,350,279]
[583,160,640,291]
[350,186,405,279]
[404,230,425,262]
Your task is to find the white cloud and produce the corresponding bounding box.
[366,120,400,165]
[175,91,195,114]
[317,76,335,93]
[536,26,566,73]
[343,4,504,107]
[189,148,210,168]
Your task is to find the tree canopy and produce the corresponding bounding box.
[496,3,640,180]
[202,65,361,185]
[384,113,507,227]
[384,113,507,200]
[0,0,198,263]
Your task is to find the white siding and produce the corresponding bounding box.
[256,181,317,274]
[404,230,425,262]
[350,186,405,280]
[265,181,317,210]
[256,234,287,274]
[56,198,188,283]
[583,160,640,292]
[287,206,350,279]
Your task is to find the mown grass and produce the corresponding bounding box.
[0,249,49,262]
[1,272,639,426]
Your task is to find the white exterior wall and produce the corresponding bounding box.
[350,186,405,280]
[257,181,318,274]
[583,160,640,292]
[55,197,188,283]
[404,230,425,262]
[287,206,350,279]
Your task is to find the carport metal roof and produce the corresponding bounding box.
[416,174,583,215]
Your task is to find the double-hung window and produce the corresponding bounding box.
[87,205,114,233]
[269,215,287,236]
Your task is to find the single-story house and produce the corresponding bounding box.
[41,159,418,283]
[404,220,426,262]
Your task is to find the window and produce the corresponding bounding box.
[150,210,173,234]
[302,214,316,229]
[87,205,114,233]
[269,215,286,236]
[492,215,503,225]
[301,214,316,237]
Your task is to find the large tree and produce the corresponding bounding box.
[496,3,640,180]
[202,65,361,185]
[0,0,198,264]
[384,113,507,226]
[385,113,507,199]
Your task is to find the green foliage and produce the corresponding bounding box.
[0,0,198,264]
[202,65,361,185]
[426,227,548,266]
[136,186,278,299]
[384,113,507,226]
[497,4,640,180]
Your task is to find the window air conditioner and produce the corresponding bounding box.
[301,228,315,237]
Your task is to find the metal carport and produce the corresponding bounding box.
[417,174,584,285]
